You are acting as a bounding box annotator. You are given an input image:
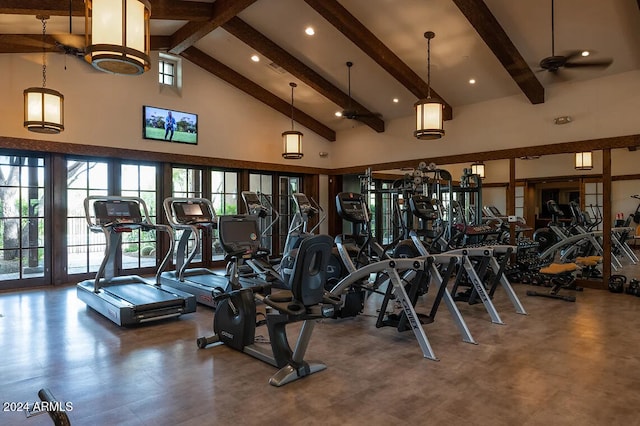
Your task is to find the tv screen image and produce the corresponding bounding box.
[143,105,198,144]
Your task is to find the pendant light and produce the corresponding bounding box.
[84,0,151,75]
[24,15,64,134]
[575,152,593,170]
[414,31,444,140]
[471,161,485,179]
[282,82,303,159]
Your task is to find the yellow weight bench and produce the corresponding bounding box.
[526,262,584,302]
[575,256,603,279]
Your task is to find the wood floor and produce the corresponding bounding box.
[2,274,640,426]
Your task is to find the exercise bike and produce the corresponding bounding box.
[197,215,339,387]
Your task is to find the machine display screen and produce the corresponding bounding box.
[106,202,131,217]
[343,200,363,212]
[242,192,261,206]
[182,203,203,216]
[174,202,213,223]
[94,200,143,225]
[294,193,310,207]
[336,193,367,224]
[218,216,260,252]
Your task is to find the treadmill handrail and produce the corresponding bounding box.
[84,195,173,291]
[163,197,217,280]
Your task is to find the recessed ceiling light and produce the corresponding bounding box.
[469,78,476,84]
[335,111,342,117]
[305,26,315,36]
[392,98,399,103]
[581,51,590,57]
[251,54,260,62]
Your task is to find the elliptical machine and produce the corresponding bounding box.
[197,214,339,387]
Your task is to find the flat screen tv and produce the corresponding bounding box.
[143,105,198,145]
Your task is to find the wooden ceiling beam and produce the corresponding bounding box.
[181,47,336,142]
[452,0,545,104]
[222,17,384,133]
[0,0,215,21]
[304,0,453,121]
[0,34,171,53]
[168,0,257,55]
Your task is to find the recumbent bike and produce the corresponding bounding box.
[197,215,339,387]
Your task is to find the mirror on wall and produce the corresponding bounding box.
[362,159,511,249]
[514,152,606,283]
[610,148,640,283]
[333,143,640,294]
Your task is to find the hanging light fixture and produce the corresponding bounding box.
[282,82,303,159]
[24,15,64,134]
[471,161,485,179]
[84,0,151,75]
[575,151,593,170]
[414,31,444,140]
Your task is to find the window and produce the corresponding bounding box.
[277,176,301,254]
[159,59,175,86]
[211,170,238,260]
[0,155,46,283]
[173,167,202,198]
[584,181,603,231]
[171,167,203,262]
[121,164,159,270]
[67,160,162,276]
[250,173,274,252]
[158,53,182,93]
[515,184,525,220]
[377,181,395,246]
[66,159,109,275]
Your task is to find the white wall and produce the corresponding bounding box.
[2,53,638,173]
[612,180,640,220]
[3,52,640,226]
[331,70,640,169]
[515,152,603,179]
[0,52,335,168]
[481,187,507,214]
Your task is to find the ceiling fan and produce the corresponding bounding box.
[338,61,379,120]
[54,35,86,59]
[538,0,613,73]
[51,9,91,67]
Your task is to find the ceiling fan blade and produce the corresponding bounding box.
[1,34,55,50]
[546,69,571,82]
[564,59,613,68]
[51,33,85,51]
[563,50,583,61]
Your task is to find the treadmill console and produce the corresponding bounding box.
[94,200,143,225]
[173,201,214,224]
[218,215,261,256]
[336,192,367,224]
[409,195,438,221]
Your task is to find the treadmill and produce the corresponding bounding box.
[77,196,197,326]
[160,197,233,307]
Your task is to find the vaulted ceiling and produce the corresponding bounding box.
[1,0,639,142]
